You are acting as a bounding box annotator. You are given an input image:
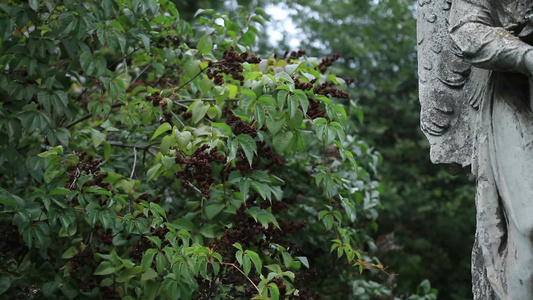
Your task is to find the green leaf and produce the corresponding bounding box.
[297,256,309,269]
[199,224,216,238]
[38,146,63,157]
[100,278,114,287]
[0,277,11,294]
[282,251,292,268]
[227,138,238,161]
[119,179,135,193]
[156,252,167,273]
[285,63,300,75]
[233,243,244,252]
[227,84,238,98]
[247,206,279,228]
[273,131,293,153]
[254,103,266,129]
[288,94,298,118]
[161,156,175,169]
[191,101,210,123]
[174,130,192,148]
[43,163,66,184]
[141,268,158,281]
[62,246,79,259]
[141,249,157,271]
[205,203,225,220]
[268,283,280,300]
[207,106,220,119]
[323,214,334,230]
[418,280,431,294]
[160,135,174,154]
[99,208,116,229]
[246,250,262,274]
[197,34,213,54]
[236,134,257,167]
[151,122,172,140]
[94,261,115,275]
[211,122,232,136]
[242,256,251,275]
[144,279,158,300]
[277,90,288,110]
[295,91,309,115]
[251,181,271,201]
[91,129,106,148]
[80,52,96,76]
[138,34,151,52]
[147,163,163,181]
[266,118,284,136]
[29,0,39,10]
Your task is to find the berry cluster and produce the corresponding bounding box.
[206,46,261,85]
[226,114,257,137]
[317,53,341,74]
[99,227,114,246]
[68,246,98,279]
[294,77,317,91]
[129,236,150,261]
[230,142,284,176]
[218,268,258,298]
[16,284,41,299]
[81,277,97,293]
[152,225,170,241]
[100,286,117,299]
[344,78,356,85]
[145,91,167,109]
[313,81,350,99]
[0,220,26,259]
[175,145,226,197]
[136,193,161,204]
[306,99,327,120]
[156,34,180,48]
[66,151,109,191]
[211,202,271,261]
[205,199,319,299]
[257,141,284,167]
[130,226,170,262]
[233,148,254,175]
[275,49,307,61]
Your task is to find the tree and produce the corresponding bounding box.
[271,0,475,298]
[0,1,426,299]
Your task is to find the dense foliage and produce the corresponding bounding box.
[270,0,476,298]
[0,1,439,299]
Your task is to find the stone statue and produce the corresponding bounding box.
[418,0,533,299]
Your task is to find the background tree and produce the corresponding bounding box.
[268,0,476,298]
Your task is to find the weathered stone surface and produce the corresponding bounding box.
[418,0,533,298]
[417,0,477,167]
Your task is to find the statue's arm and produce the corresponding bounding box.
[449,0,533,76]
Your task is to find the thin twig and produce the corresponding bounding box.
[174,98,239,103]
[175,67,207,92]
[221,262,261,295]
[108,141,158,150]
[108,48,141,69]
[130,147,137,179]
[187,182,205,197]
[132,64,151,84]
[66,103,123,129]
[169,110,185,127]
[173,101,189,109]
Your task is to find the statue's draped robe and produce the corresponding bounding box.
[450,0,533,298]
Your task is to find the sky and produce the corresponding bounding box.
[264,3,302,48]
